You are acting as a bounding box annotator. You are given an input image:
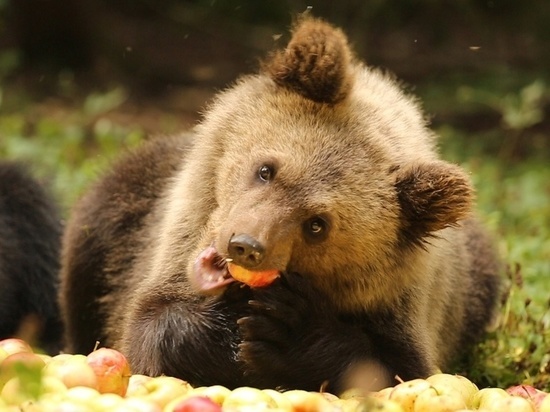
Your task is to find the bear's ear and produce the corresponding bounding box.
[262,16,354,104]
[395,161,474,247]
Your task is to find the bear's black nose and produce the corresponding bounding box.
[228,234,265,269]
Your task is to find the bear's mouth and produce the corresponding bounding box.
[193,245,235,292]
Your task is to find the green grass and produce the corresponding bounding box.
[1,67,549,391]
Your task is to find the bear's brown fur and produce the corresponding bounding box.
[59,17,501,393]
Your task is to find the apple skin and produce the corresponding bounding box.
[488,395,536,412]
[388,378,432,412]
[227,263,279,287]
[43,353,98,390]
[472,387,511,410]
[506,384,548,409]
[539,392,550,412]
[86,347,131,396]
[0,352,46,390]
[280,390,334,412]
[170,396,222,412]
[127,375,192,409]
[222,386,278,409]
[126,373,155,397]
[0,338,33,356]
[413,385,467,412]
[425,374,478,407]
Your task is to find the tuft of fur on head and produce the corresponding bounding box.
[262,16,354,104]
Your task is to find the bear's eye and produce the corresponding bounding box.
[303,215,330,243]
[258,164,275,182]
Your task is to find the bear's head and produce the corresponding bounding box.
[170,17,473,309]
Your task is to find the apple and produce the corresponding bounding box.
[281,390,334,412]
[413,385,467,411]
[0,352,46,389]
[506,384,548,408]
[370,386,394,401]
[128,375,192,408]
[262,388,294,410]
[0,338,33,356]
[222,386,278,409]
[388,378,432,412]
[0,347,8,364]
[356,398,406,412]
[227,263,279,287]
[426,374,478,407]
[168,395,222,412]
[472,387,510,409]
[126,373,156,397]
[86,347,131,396]
[63,385,101,404]
[43,353,98,389]
[488,395,536,412]
[189,385,232,405]
[122,397,164,412]
[90,392,124,409]
[539,392,550,412]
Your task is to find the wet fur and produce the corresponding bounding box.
[60,18,501,393]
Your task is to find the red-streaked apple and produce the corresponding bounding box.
[0,338,33,356]
[86,347,131,396]
[227,263,279,287]
[506,384,547,409]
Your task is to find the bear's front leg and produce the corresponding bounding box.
[237,274,394,393]
[121,283,251,389]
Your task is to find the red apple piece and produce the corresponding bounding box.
[227,263,279,287]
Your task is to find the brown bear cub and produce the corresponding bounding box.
[60,17,501,393]
[0,162,63,355]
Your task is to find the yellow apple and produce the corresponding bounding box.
[86,347,131,396]
[472,387,510,409]
[122,397,163,412]
[388,378,432,412]
[128,375,192,409]
[222,387,278,409]
[126,373,155,397]
[425,373,478,407]
[43,353,98,389]
[413,385,467,411]
[539,392,550,412]
[281,390,334,412]
[227,263,279,287]
[487,395,536,412]
[262,388,294,410]
[190,385,232,405]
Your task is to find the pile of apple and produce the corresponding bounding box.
[1,338,549,412]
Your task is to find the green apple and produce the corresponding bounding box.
[425,373,478,407]
[413,385,467,411]
[388,378,432,412]
[0,352,45,390]
[126,373,155,397]
[86,347,131,396]
[472,387,510,409]
[43,353,98,389]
